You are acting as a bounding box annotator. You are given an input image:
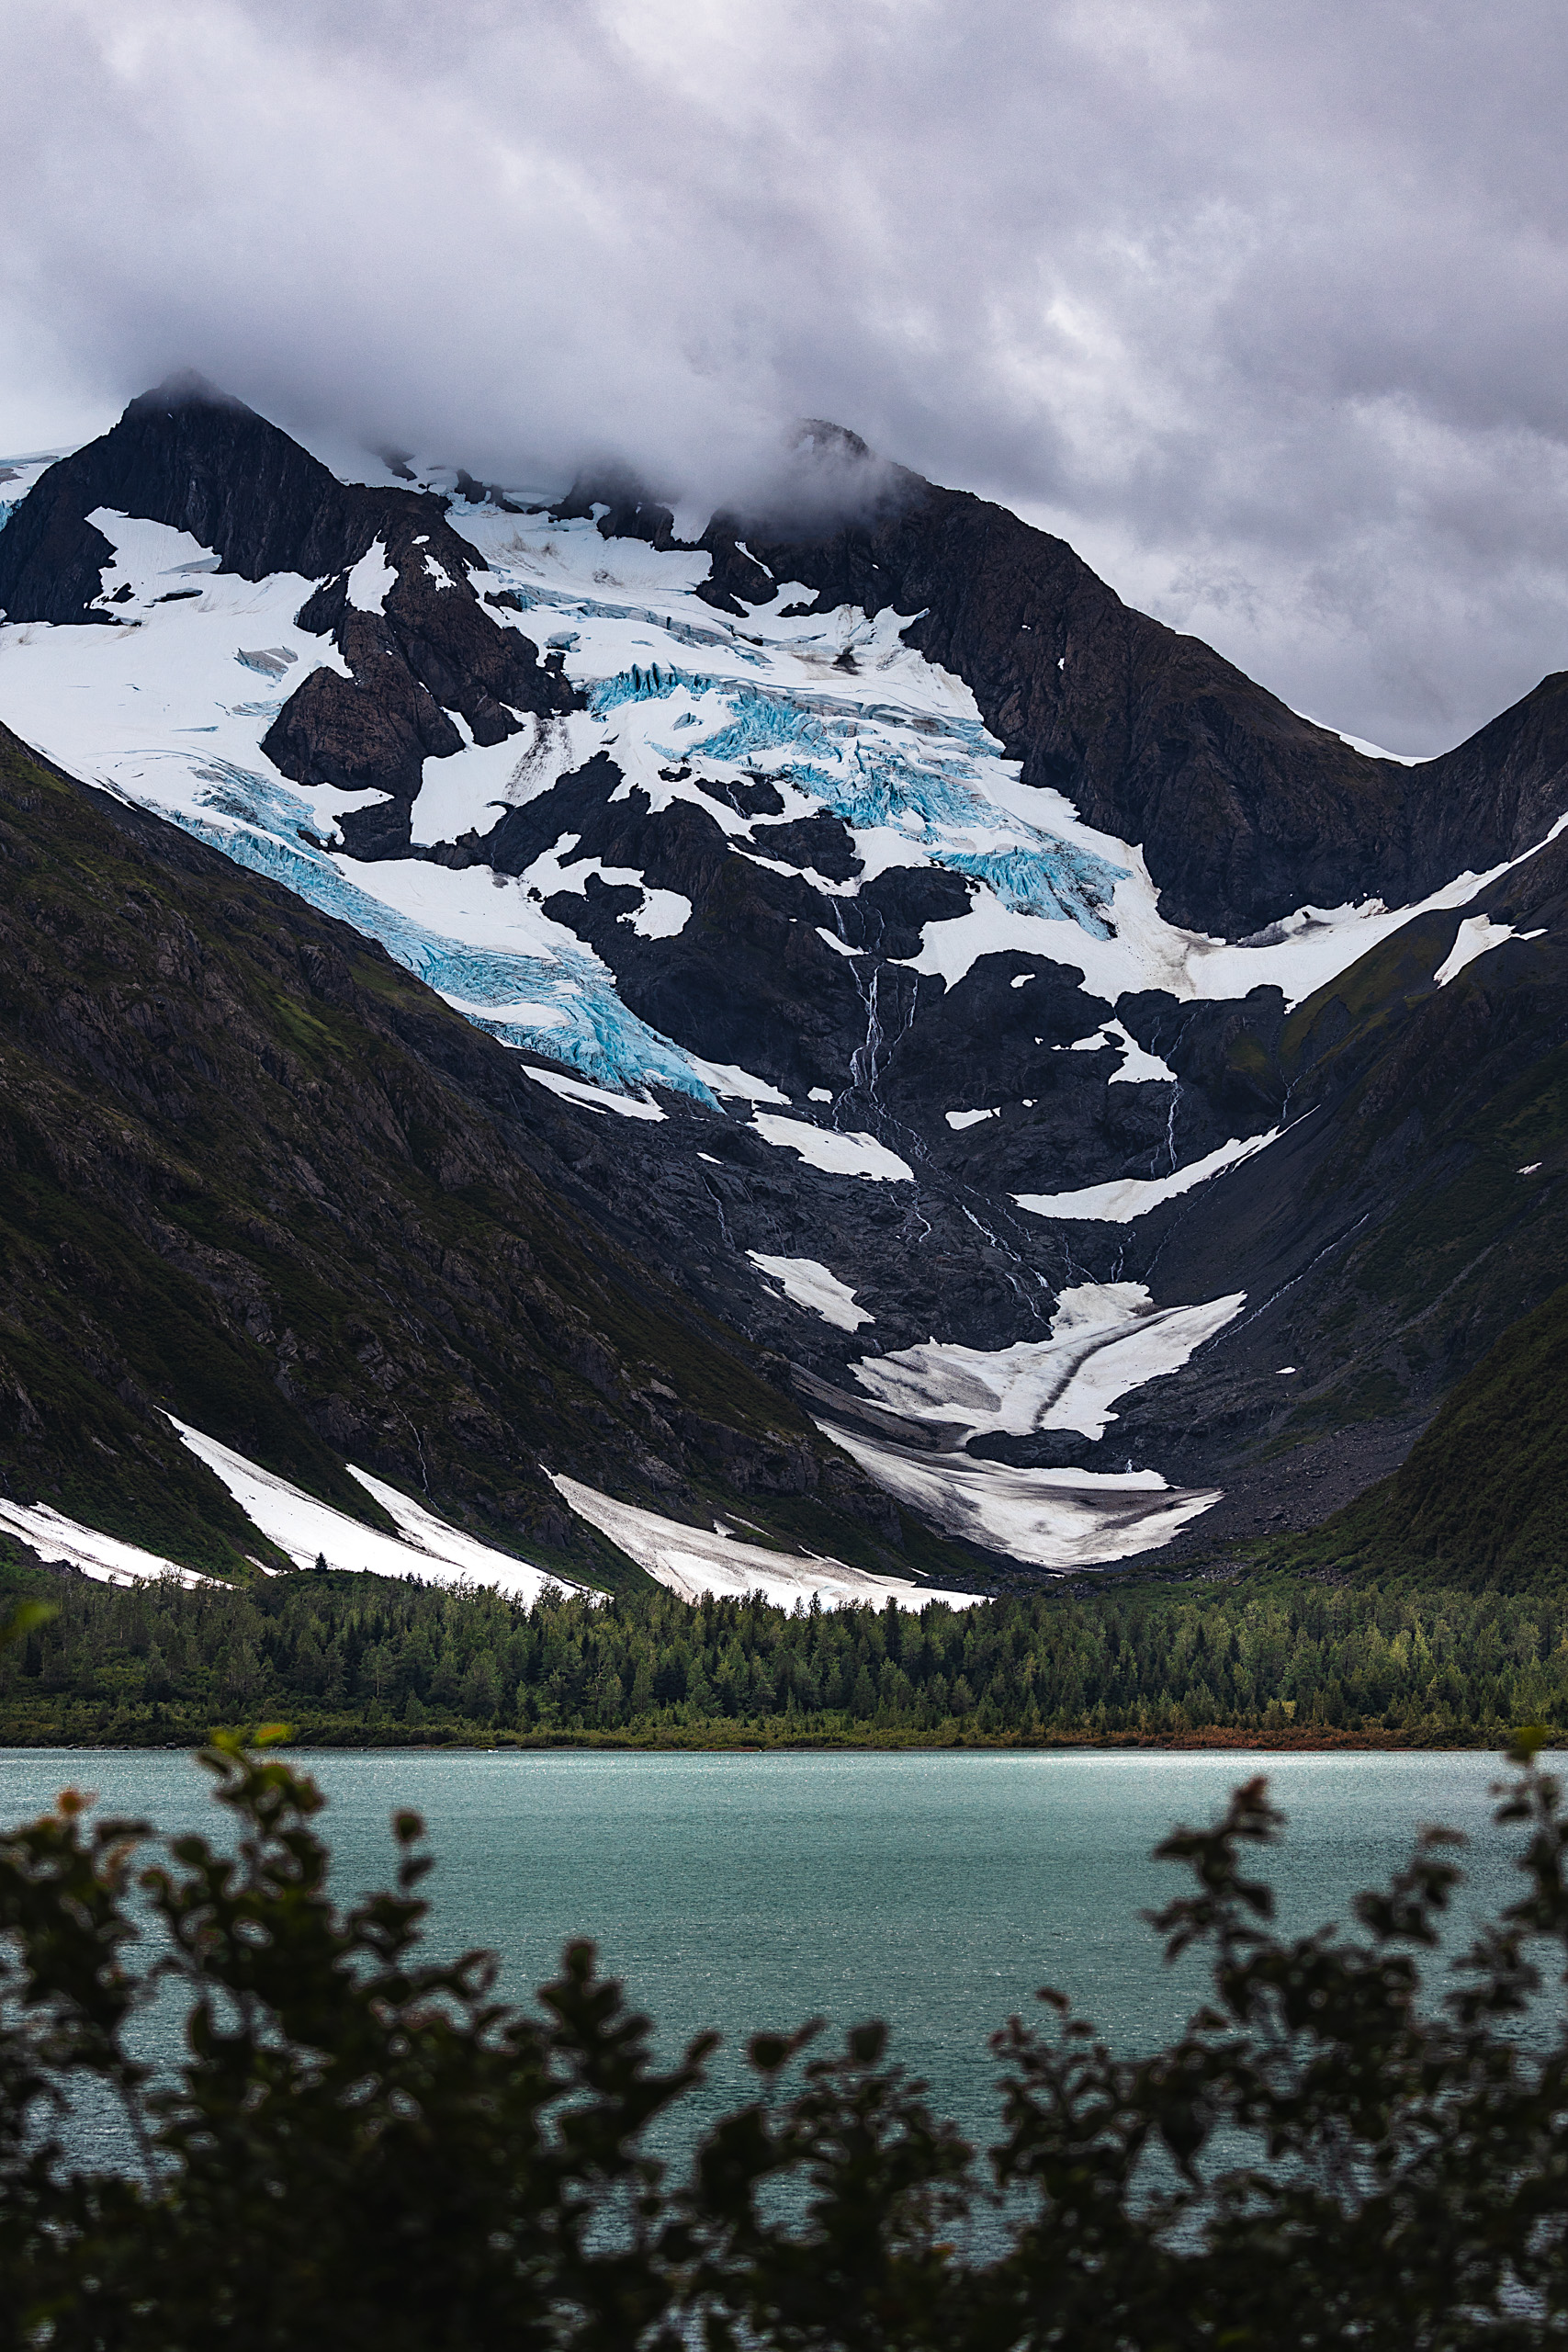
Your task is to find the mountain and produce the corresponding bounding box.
[3,376,1568,1595]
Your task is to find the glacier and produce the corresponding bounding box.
[170,765,717,1102]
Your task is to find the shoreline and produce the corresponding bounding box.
[0,1724,1510,1756]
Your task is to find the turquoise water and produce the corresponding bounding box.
[0,1747,1536,2150]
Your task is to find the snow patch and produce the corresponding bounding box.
[344,538,396,616]
[818,1424,1223,1572]
[627,886,693,939]
[1434,914,1542,987]
[15,478,1563,1193]
[1069,1019,1177,1085]
[0,1498,211,1587]
[523,1066,668,1119]
[550,1474,982,1609]
[750,1114,914,1182]
[852,1281,1244,1443]
[1016,1128,1282,1224]
[748,1252,874,1331]
[683,1054,790,1104]
[171,1418,582,1601]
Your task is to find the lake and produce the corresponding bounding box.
[0,1746,1535,2153]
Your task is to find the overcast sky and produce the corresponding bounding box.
[3,0,1566,754]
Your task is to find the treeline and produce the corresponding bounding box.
[2,1553,1565,1745]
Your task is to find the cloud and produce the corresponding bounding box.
[2,0,1567,752]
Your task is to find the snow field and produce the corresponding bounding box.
[815,1423,1223,1573]
[170,1419,584,1603]
[747,1252,874,1331]
[1015,1127,1284,1224]
[0,1497,211,1588]
[547,1474,985,1610]
[852,1280,1246,1443]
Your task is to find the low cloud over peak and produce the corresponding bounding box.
[3,0,1568,754]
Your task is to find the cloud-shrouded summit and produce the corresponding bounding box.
[3,0,1568,755]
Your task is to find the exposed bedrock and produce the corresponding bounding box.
[263,500,577,819]
[465,750,1259,1193]
[0,374,368,618]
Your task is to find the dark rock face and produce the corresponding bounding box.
[1117,986,1289,1133]
[265,611,463,830]
[481,752,880,1099]
[0,374,579,823]
[753,810,862,880]
[0,374,365,616]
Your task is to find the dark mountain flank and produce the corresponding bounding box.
[0,721,978,1589]
[1077,837,1568,1545]
[1277,1276,1568,1592]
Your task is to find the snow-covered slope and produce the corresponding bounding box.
[6,381,1567,1579]
[0,489,1528,1113]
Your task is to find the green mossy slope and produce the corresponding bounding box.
[1280,1278,1568,1589]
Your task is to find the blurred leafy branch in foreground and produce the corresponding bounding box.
[3,1634,1568,2346]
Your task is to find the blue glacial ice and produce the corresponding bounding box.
[163,764,716,1102]
[690,705,1128,937]
[589,663,715,718]
[592,669,1127,938]
[934,847,1123,934]
[689,687,834,763]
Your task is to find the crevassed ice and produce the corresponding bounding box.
[672,681,1126,938]
[168,775,717,1103]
